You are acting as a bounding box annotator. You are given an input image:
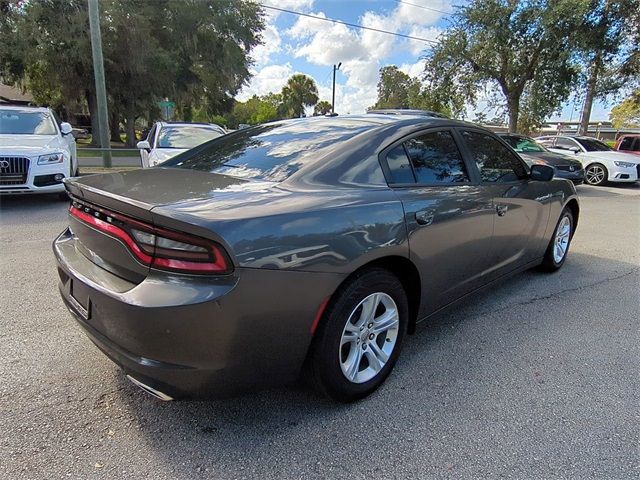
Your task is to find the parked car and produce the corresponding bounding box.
[535,135,640,186]
[614,134,640,155]
[55,115,579,402]
[136,122,225,167]
[0,105,77,198]
[498,133,584,185]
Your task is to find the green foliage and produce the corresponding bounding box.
[423,0,584,132]
[609,90,640,128]
[313,100,332,116]
[371,66,414,109]
[370,65,453,116]
[281,74,319,118]
[0,0,264,143]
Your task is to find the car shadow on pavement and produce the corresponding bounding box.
[109,251,639,476]
[0,193,68,211]
[575,183,639,198]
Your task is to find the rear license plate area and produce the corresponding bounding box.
[70,280,91,320]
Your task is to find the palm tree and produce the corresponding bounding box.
[313,100,332,116]
[281,74,319,118]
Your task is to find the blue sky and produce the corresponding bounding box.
[239,0,611,122]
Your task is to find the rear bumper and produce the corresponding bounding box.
[53,227,342,398]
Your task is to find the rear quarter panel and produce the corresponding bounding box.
[150,188,409,274]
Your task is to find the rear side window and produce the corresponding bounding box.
[385,145,415,183]
[461,130,528,183]
[384,130,470,185]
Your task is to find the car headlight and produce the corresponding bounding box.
[531,158,547,165]
[37,153,65,165]
[613,161,635,168]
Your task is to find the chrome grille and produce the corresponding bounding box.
[0,157,30,185]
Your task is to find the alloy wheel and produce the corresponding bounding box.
[339,292,399,384]
[553,215,571,263]
[585,165,606,185]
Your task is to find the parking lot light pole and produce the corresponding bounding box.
[331,62,341,115]
[88,0,112,168]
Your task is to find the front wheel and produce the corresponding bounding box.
[584,163,608,186]
[309,268,408,402]
[540,208,574,272]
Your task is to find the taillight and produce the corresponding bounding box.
[69,202,232,275]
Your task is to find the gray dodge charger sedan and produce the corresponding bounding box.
[54,114,579,402]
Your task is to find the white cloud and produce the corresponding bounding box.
[252,24,282,65]
[407,26,442,56]
[399,60,427,79]
[240,0,453,114]
[237,63,295,101]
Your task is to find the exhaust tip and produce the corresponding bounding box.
[126,375,174,401]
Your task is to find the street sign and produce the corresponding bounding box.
[159,99,175,120]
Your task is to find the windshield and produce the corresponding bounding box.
[162,119,376,182]
[157,126,224,149]
[0,110,57,135]
[501,135,546,153]
[575,138,612,152]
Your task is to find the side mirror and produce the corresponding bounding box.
[570,146,580,154]
[530,164,554,181]
[136,140,151,150]
[60,122,73,135]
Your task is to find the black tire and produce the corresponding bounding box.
[539,208,574,272]
[309,268,408,402]
[584,163,608,186]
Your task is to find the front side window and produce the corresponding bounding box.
[555,137,580,151]
[461,130,528,183]
[501,135,546,153]
[618,137,634,151]
[402,130,469,184]
[0,109,57,135]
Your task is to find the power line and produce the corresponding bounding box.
[394,0,454,16]
[260,4,439,45]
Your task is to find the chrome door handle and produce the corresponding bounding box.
[496,204,508,216]
[415,209,435,226]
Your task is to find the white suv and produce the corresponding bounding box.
[535,135,639,186]
[0,105,78,197]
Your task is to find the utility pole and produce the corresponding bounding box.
[88,0,112,168]
[331,62,341,115]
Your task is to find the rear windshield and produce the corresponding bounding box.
[501,135,546,153]
[162,119,376,182]
[575,138,611,152]
[0,109,57,135]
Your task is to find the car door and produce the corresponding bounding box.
[456,129,552,278]
[381,128,495,315]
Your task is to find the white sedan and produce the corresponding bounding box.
[136,122,225,168]
[535,135,639,186]
[0,105,77,198]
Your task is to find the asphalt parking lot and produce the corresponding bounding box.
[1,183,638,479]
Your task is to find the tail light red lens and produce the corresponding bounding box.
[69,202,232,275]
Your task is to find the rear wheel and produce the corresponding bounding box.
[584,163,608,186]
[309,268,408,402]
[540,208,573,271]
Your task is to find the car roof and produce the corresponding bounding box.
[366,109,448,118]
[0,105,50,113]
[159,121,223,128]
